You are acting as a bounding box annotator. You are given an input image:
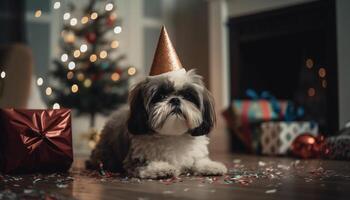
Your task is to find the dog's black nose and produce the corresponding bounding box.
[169,98,180,106]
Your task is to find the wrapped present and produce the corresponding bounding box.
[324,124,350,160]
[260,121,318,155]
[223,100,288,153]
[223,89,306,154]
[325,135,350,160]
[0,109,73,174]
[232,100,288,125]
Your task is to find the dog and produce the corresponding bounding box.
[87,69,227,179]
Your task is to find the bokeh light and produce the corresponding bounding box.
[37,77,43,86]
[128,67,136,76]
[45,87,52,96]
[71,84,79,93]
[111,72,120,81]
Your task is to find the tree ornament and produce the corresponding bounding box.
[101,62,109,69]
[290,133,327,159]
[85,32,97,43]
[91,72,103,81]
[106,15,116,27]
[115,68,122,75]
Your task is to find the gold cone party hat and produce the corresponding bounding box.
[149,26,184,76]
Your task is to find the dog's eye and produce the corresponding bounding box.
[182,93,195,102]
[159,94,167,100]
[180,91,200,108]
[151,93,167,104]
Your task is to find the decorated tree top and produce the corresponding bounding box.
[49,0,136,126]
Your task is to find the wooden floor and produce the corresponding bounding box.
[1,154,350,200]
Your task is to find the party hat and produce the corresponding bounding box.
[149,26,184,76]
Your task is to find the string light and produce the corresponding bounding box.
[77,73,85,81]
[322,80,327,88]
[113,26,122,34]
[111,40,119,48]
[81,16,89,24]
[64,32,75,43]
[0,71,6,79]
[111,72,120,81]
[34,10,42,18]
[45,87,52,96]
[53,103,60,109]
[70,18,78,26]
[99,50,108,59]
[61,54,68,62]
[61,31,75,43]
[67,71,74,79]
[73,50,81,58]
[89,54,97,62]
[105,3,114,11]
[90,12,98,20]
[68,61,76,70]
[63,12,71,20]
[53,2,61,10]
[71,84,79,93]
[307,88,315,97]
[80,44,88,53]
[128,67,136,76]
[36,77,44,86]
[84,79,92,87]
[318,68,326,78]
[306,58,314,69]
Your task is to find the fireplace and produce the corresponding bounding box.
[228,0,338,134]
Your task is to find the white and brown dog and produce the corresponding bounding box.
[87,27,227,179]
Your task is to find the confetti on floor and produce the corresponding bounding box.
[162,190,174,194]
[265,189,277,194]
[233,159,242,164]
[1,158,350,199]
[258,161,267,167]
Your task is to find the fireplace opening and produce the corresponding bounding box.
[228,0,338,134]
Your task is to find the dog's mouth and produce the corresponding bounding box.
[154,107,188,130]
[170,107,187,119]
[171,107,182,115]
[154,107,190,135]
[162,107,187,122]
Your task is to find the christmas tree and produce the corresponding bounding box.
[49,0,135,127]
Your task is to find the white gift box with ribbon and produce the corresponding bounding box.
[261,121,318,155]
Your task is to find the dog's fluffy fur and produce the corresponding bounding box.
[87,69,227,179]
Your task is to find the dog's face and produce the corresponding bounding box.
[127,70,215,136]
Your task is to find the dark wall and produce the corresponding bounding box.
[0,0,26,44]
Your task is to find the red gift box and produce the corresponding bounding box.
[0,109,73,174]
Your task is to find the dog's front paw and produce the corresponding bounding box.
[138,161,180,179]
[193,159,227,176]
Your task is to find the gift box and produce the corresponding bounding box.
[0,109,73,174]
[325,125,350,160]
[260,121,318,155]
[325,136,350,160]
[223,100,288,153]
[231,100,288,126]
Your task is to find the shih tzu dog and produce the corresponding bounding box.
[87,26,227,179]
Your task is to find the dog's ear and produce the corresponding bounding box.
[127,82,150,135]
[189,89,216,136]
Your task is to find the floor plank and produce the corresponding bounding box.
[1,154,350,200]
